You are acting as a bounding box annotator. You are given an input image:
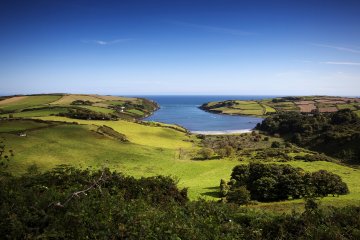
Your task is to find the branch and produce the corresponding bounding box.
[48,170,108,208]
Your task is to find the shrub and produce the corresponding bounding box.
[222,163,348,202]
[226,186,251,204]
[198,147,215,159]
[271,141,281,148]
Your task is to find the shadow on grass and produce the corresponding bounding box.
[192,156,222,161]
[201,186,221,198]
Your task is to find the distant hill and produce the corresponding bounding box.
[0,94,159,120]
[200,96,360,117]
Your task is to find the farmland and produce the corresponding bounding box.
[1,116,360,209]
[0,94,158,119]
[0,94,360,213]
[200,96,360,117]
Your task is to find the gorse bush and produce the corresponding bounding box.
[0,165,359,239]
[223,163,348,202]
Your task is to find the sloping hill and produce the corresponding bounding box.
[200,96,360,117]
[0,94,158,120]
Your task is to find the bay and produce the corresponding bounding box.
[137,95,276,134]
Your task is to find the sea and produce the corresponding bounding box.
[134,95,278,134]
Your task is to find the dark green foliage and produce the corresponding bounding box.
[0,139,12,171]
[0,166,359,239]
[96,125,128,142]
[257,109,360,163]
[59,108,117,120]
[71,100,93,105]
[310,170,349,196]
[294,153,334,162]
[226,186,251,204]
[220,179,230,197]
[271,141,281,148]
[110,98,159,118]
[200,100,236,110]
[331,109,358,124]
[224,163,348,202]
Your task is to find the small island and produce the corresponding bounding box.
[200,96,360,117]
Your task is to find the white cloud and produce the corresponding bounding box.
[312,43,360,54]
[82,38,132,45]
[321,61,360,66]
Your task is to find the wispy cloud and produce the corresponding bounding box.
[312,43,360,54]
[321,61,360,66]
[82,38,132,45]
[171,21,255,36]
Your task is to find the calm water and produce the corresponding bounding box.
[138,96,275,133]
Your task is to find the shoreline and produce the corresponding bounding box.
[191,129,253,135]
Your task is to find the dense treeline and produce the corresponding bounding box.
[0,166,359,239]
[221,163,348,203]
[256,109,360,163]
[58,108,118,120]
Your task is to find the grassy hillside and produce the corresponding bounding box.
[0,94,158,119]
[200,96,360,117]
[1,94,360,212]
[1,117,360,209]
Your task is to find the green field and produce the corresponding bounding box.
[0,107,69,118]
[0,95,62,112]
[1,94,360,212]
[201,96,360,117]
[2,118,360,208]
[0,94,158,120]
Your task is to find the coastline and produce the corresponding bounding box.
[191,129,253,135]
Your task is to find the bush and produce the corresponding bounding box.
[0,166,358,239]
[226,186,251,204]
[198,147,215,159]
[271,141,281,148]
[222,163,348,202]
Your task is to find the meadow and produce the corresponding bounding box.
[1,94,360,212]
[2,117,360,211]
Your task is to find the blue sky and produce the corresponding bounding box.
[1,0,360,95]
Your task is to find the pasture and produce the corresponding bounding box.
[201,96,360,117]
[2,118,360,210]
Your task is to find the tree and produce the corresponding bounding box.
[224,145,235,157]
[252,177,277,201]
[310,170,349,197]
[226,186,250,204]
[198,147,214,159]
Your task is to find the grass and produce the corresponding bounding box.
[0,95,62,111]
[2,118,360,207]
[77,105,115,114]
[50,94,105,105]
[355,110,360,117]
[34,116,194,150]
[1,119,227,199]
[0,107,69,118]
[0,119,50,132]
[262,104,276,113]
[337,104,357,110]
[126,109,144,116]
